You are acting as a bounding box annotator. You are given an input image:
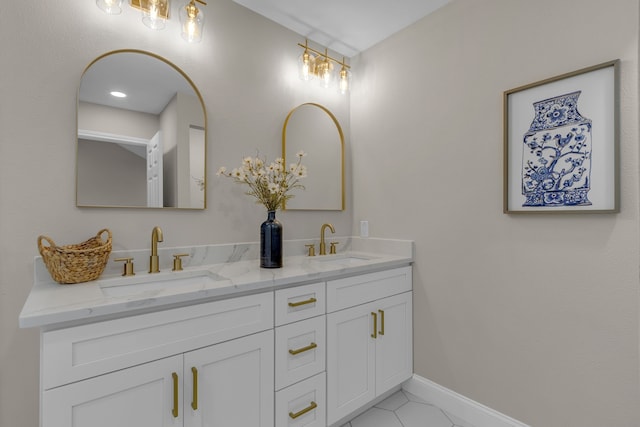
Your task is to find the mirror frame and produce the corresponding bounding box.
[76,49,208,209]
[282,103,345,211]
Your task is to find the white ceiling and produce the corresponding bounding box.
[232,0,451,57]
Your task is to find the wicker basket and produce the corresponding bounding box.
[38,229,112,284]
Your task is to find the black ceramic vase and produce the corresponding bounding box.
[260,210,282,268]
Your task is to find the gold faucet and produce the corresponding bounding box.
[319,223,335,255]
[149,226,164,273]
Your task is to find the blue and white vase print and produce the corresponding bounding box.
[522,91,592,207]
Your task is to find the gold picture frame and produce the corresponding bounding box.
[503,60,619,213]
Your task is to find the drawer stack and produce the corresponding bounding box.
[274,282,326,427]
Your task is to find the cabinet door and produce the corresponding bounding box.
[375,292,413,394]
[184,330,274,427]
[326,301,376,426]
[42,355,183,427]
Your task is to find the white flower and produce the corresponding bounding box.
[269,163,281,173]
[289,163,298,172]
[296,165,308,178]
[268,183,279,194]
[296,150,306,158]
[231,168,246,181]
[243,156,253,166]
[216,166,227,176]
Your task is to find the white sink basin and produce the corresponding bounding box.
[98,269,228,297]
[310,254,373,265]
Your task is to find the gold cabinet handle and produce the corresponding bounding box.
[172,372,179,418]
[191,367,198,410]
[379,309,385,336]
[289,401,317,419]
[288,342,317,356]
[371,312,378,339]
[288,297,317,308]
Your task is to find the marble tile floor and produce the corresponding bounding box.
[342,390,477,427]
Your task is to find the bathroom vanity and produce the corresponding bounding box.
[20,238,413,427]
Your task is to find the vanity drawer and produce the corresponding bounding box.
[42,291,273,390]
[275,372,326,427]
[275,316,326,391]
[275,282,325,326]
[326,266,412,313]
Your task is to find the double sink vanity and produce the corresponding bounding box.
[20,236,414,427]
[20,48,418,427]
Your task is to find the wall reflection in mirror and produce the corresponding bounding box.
[76,50,206,209]
[283,103,344,210]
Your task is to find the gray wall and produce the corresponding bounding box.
[1,0,639,426]
[77,139,147,206]
[351,0,639,426]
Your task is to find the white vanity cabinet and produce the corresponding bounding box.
[31,260,413,427]
[40,292,274,427]
[325,267,413,425]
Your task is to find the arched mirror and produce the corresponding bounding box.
[282,103,345,210]
[76,50,206,209]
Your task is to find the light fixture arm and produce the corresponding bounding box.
[297,40,350,69]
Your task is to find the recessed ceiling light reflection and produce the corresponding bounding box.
[110,91,127,98]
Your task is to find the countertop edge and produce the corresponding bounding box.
[20,254,412,330]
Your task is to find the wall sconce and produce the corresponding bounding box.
[97,0,207,43]
[297,40,351,94]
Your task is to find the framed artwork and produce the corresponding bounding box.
[503,60,619,213]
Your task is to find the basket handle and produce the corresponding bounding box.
[96,228,112,243]
[37,235,56,255]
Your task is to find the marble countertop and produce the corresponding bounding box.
[19,237,413,329]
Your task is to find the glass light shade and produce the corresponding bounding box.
[142,0,168,30]
[298,49,316,81]
[317,58,334,89]
[180,0,205,43]
[339,67,351,94]
[96,0,123,14]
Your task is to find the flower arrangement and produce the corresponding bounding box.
[217,151,308,211]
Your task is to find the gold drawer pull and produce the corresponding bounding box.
[379,309,385,335]
[289,401,317,419]
[371,312,378,339]
[172,372,179,418]
[288,297,317,308]
[191,367,198,410]
[288,342,317,355]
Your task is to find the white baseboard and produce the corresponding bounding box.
[402,375,530,427]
